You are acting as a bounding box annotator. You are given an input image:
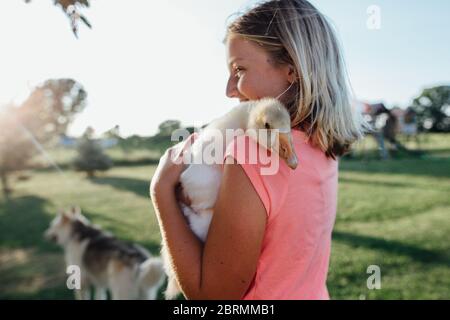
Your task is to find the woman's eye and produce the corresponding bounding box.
[234,66,245,78]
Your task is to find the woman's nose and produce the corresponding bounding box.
[226,76,239,98]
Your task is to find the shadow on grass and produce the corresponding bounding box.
[0,284,73,300]
[423,147,450,155]
[332,230,449,266]
[0,196,72,299]
[0,196,163,299]
[0,197,158,253]
[89,176,150,198]
[0,195,58,254]
[338,177,415,189]
[339,156,450,179]
[82,209,137,230]
[81,209,161,255]
[36,158,159,173]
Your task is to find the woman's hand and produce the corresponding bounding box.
[150,133,197,200]
[176,183,192,206]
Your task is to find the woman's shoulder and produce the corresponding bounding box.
[223,133,291,219]
[291,129,338,176]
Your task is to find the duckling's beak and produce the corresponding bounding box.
[279,132,298,170]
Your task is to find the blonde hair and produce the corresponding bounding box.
[226,0,367,158]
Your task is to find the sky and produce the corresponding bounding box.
[0,0,449,137]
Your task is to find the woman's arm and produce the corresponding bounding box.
[150,143,267,300]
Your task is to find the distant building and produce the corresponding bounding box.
[58,135,118,148]
[99,138,118,148]
[59,135,78,147]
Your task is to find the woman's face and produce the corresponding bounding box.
[225,35,294,103]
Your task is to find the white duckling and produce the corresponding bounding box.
[162,97,298,299]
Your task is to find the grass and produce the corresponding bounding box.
[38,146,162,169]
[0,133,449,299]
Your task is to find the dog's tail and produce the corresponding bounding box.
[137,256,165,300]
[160,243,182,300]
[164,277,182,300]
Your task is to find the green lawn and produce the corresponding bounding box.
[0,134,449,299]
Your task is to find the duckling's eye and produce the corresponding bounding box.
[265,122,271,129]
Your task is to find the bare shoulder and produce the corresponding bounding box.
[199,159,267,299]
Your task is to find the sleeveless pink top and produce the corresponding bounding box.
[223,129,338,300]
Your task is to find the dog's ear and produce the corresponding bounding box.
[61,211,72,223]
[71,206,82,216]
[58,207,71,220]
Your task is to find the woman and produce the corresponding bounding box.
[150,0,365,299]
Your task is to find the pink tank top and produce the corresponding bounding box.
[223,129,338,299]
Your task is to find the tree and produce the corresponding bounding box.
[24,0,92,37]
[73,127,112,178]
[103,125,121,139]
[412,85,450,132]
[0,78,87,198]
[158,120,181,136]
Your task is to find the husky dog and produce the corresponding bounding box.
[44,207,165,300]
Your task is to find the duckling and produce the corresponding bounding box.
[162,97,298,299]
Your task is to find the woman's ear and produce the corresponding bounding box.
[287,65,298,84]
